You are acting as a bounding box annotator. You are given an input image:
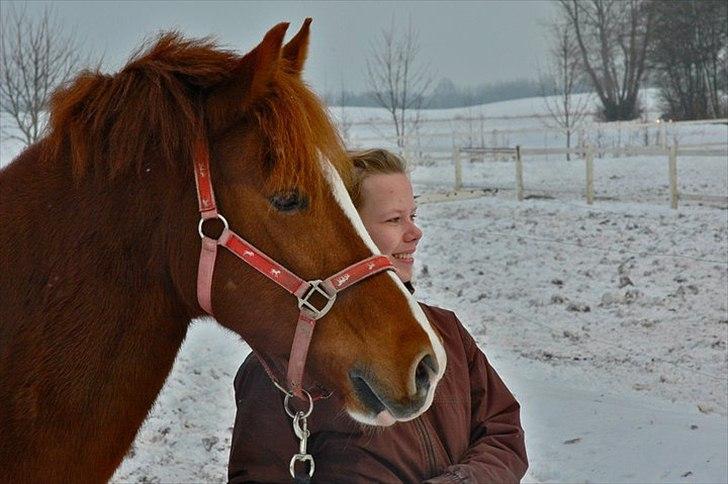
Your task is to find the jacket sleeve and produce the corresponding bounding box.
[425,318,528,484]
[227,354,299,484]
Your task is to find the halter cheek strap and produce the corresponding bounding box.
[192,136,394,399]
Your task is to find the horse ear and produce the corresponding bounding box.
[205,22,289,133]
[282,18,312,74]
[237,22,289,99]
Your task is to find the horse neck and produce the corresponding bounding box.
[8,145,196,317]
[1,144,198,472]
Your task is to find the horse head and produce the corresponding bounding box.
[184,21,447,424]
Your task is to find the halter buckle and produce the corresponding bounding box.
[297,280,336,320]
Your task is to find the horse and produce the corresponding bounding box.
[0,20,446,482]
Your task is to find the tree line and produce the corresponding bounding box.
[325,78,593,110]
[648,0,727,120]
[337,0,725,150]
[1,2,726,149]
[536,0,726,156]
[551,0,726,122]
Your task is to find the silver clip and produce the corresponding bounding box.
[289,412,315,478]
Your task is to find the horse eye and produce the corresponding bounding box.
[269,190,307,212]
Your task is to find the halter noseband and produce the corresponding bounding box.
[192,136,394,399]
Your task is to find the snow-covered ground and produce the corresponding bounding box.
[2,92,726,483]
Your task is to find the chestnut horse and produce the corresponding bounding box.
[0,21,446,482]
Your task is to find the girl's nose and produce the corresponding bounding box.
[405,220,423,242]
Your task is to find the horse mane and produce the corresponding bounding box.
[46,32,237,180]
[44,31,352,200]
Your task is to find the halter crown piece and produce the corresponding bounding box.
[193,134,395,399]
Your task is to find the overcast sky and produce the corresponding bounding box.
[13,1,557,95]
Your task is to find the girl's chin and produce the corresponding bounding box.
[394,266,413,283]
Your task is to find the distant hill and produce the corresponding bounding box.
[324,78,593,109]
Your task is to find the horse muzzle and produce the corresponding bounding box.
[349,352,439,424]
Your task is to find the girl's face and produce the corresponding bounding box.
[358,173,422,283]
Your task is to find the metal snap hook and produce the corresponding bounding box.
[290,453,315,479]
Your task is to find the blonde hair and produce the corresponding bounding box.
[348,149,408,208]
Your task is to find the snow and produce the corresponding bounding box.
[503,356,727,483]
[337,89,727,156]
[2,92,726,483]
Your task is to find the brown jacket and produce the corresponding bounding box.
[228,304,528,483]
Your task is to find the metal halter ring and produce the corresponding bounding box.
[284,389,314,419]
[197,214,229,240]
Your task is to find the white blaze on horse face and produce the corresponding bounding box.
[319,158,448,420]
[320,159,381,255]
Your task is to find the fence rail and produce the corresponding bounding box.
[428,144,728,209]
[339,114,727,209]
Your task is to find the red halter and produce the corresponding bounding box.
[193,136,394,399]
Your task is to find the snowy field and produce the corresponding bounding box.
[339,90,728,154]
[2,92,726,483]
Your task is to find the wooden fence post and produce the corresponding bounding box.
[585,144,594,205]
[515,145,524,201]
[453,147,463,191]
[669,145,678,209]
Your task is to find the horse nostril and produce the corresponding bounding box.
[350,373,386,415]
[414,354,437,396]
[422,353,439,374]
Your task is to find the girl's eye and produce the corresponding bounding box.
[269,189,307,212]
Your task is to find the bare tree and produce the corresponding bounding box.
[648,0,728,120]
[539,19,592,160]
[336,79,353,145]
[365,18,432,148]
[558,0,654,121]
[0,6,87,146]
